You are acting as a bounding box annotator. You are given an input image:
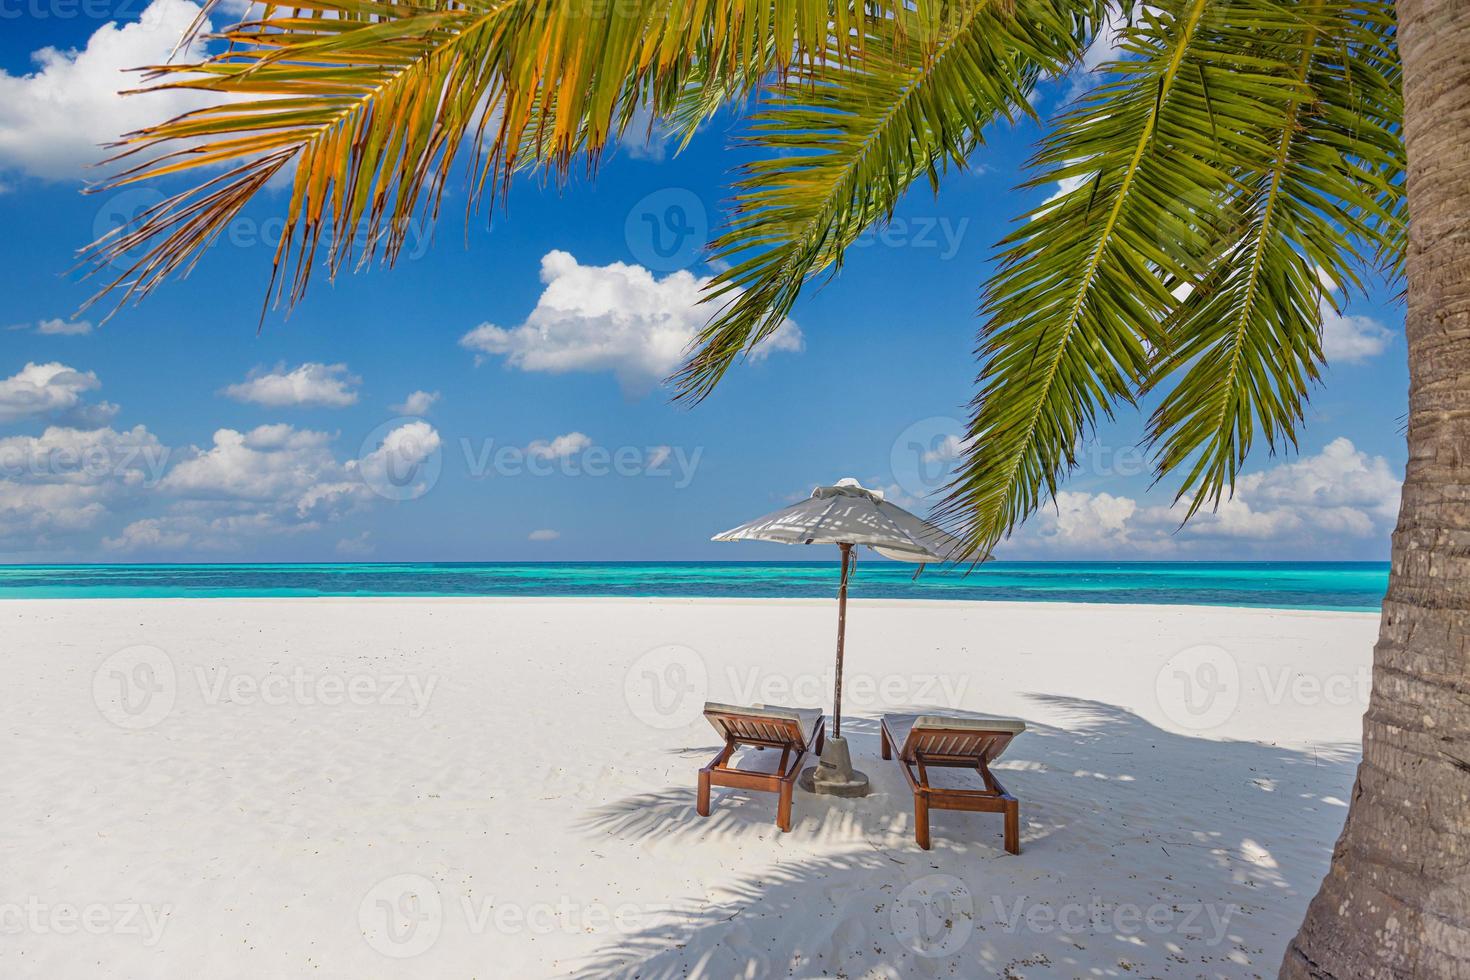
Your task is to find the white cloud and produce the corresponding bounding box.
[160,421,433,520]
[1040,5,1130,196]
[1078,6,1128,78]
[105,420,441,553]
[1228,437,1399,524]
[0,424,167,487]
[618,102,674,162]
[460,250,803,395]
[1314,269,1394,364]
[527,528,560,542]
[1180,438,1400,546]
[36,318,94,336]
[158,419,439,523]
[222,363,360,408]
[0,424,167,548]
[391,390,439,415]
[1043,169,1093,206]
[527,431,592,460]
[0,483,111,543]
[336,531,375,556]
[0,0,220,180]
[346,421,441,503]
[103,510,312,553]
[102,517,193,553]
[1040,490,1139,550]
[0,366,442,553]
[0,362,113,424]
[162,424,339,501]
[1321,305,1393,363]
[745,319,805,362]
[862,479,923,511]
[1172,495,1303,541]
[1006,438,1400,558]
[922,433,973,464]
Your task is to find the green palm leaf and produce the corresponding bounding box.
[671,0,1113,401]
[936,0,1247,554]
[81,0,919,315]
[937,0,1403,557]
[1144,0,1403,516]
[75,0,1406,567]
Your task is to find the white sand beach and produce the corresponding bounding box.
[1,598,1377,978]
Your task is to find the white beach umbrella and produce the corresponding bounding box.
[712,478,969,796]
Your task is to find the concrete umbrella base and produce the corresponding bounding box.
[798,735,871,798]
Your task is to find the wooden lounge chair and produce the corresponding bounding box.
[880,711,1026,853]
[698,702,825,832]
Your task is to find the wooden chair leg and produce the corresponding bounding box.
[880,725,891,759]
[1004,799,1020,855]
[977,761,999,795]
[777,779,794,832]
[814,725,824,756]
[914,792,931,850]
[697,769,711,817]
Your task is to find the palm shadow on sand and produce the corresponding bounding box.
[570,695,1359,978]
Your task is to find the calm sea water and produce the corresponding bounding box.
[0,562,1388,611]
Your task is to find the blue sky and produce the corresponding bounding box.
[0,1,1408,562]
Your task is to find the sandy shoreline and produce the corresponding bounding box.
[2,598,1376,977]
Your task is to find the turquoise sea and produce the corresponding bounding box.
[0,562,1388,611]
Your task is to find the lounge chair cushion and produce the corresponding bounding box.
[883,711,1026,760]
[913,711,1026,734]
[703,701,822,744]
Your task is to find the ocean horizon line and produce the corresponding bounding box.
[0,560,1390,611]
[0,558,1390,567]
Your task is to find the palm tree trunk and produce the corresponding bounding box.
[1281,1,1470,975]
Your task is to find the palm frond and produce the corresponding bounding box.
[941,0,1403,557]
[80,0,917,316]
[1143,0,1403,516]
[937,0,1243,556]
[671,0,1113,402]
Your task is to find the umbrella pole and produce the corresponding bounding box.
[799,540,869,797]
[833,542,852,739]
